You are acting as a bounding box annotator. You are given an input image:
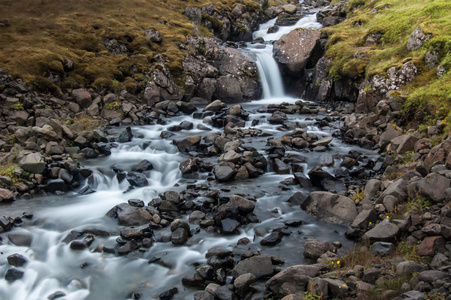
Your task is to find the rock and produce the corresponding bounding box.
[183,6,202,23]
[417,236,445,256]
[221,218,240,234]
[193,291,215,300]
[303,238,335,260]
[234,273,257,297]
[7,253,28,267]
[311,137,333,147]
[378,125,402,149]
[407,26,431,51]
[396,290,427,300]
[407,173,451,203]
[362,268,381,284]
[126,172,148,187]
[282,4,297,14]
[5,268,24,282]
[214,75,243,103]
[371,242,395,256]
[273,28,321,76]
[171,228,189,245]
[229,195,255,213]
[0,188,14,202]
[70,240,88,250]
[214,163,236,181]
[72,88,92,109]
[118,240,139,255]
[301,191,358,225]
[389,135,419,154]
[104,39,128,54]
[322,278,349,298]
[320,153,334,166]
[176,135,201,152]
[46,179,68,193]
[189,211,206,224]
[180,158,199,174]
[266,265,321,298]
[131,160,154,172]
[47,291,66,300]
[205,100,226,112]
[268,111,287,124]
[107,203,152,226]
[364,219,399,243]
[232,255,273,279]
[273,158,290,174]
[145,29,162,42]
[307,167,345,193]
[396,261,424,276]
[8,230,33,246]
[260,231,283,246]
[117,127,133,143]
[19,152,46,174]
[352,209,378,230]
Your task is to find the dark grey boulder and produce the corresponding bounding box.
[131,160,154,172]
[7,253,28,267]
[46,179,68,193]
[106,203,153,226]
[214,164,236,181]
[260,231,283,246]
[180,158,199,175]
[221,218,240,234]
[126,172,148,187]
[172,228,189,245]
[232,255,273,279]
[364,219,400,243]
[371,242,395,256]
[265,265,321,298]
[117,127,133,143]
[5,268,24,282]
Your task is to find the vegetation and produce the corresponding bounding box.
[0,0,261,94]
[323,0,451,130]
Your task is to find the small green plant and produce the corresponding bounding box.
[0,163,22,183]
[352,187,366,202]
[10,103,24,110]
[397,241,421,262]
[104,101,119,110]
[8,134,16,144]
[399,151,415,165]
[304,291,323,300]
[406,189,432,212]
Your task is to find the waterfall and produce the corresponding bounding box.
[253,44,285,99]
[248,13,323,99]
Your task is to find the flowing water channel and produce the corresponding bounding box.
[0,13,377,300]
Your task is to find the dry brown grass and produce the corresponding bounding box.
[0,0,255,93]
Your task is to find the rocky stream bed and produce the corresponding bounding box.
[0,1,450,300]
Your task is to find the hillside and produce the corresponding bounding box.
[322,0,450,131]
[0,0,270,95]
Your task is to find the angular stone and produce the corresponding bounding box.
[5,268,24,282]
[180,158,199,174]
[131,160,153,172]
[106,203,152,226]
[214,164,236,181]
[266,265,321,298]
[364,219,399,243]
[19,152,46,174]
[72,88,92,109]
[260,231,283,246]
[273,28,321,75]
[229,195,255,213]
[126,172,148,187]
[417,236,445,256]
[7,253,28,267]
[221,218,240,234]
[0,188,14,203]
[303,238,335,260]
[232,255,273,279]
[311,137,333,147]
[352,209,378,230]
[396,261,424,276]
[301,192,358,226]
[371,242,395,256]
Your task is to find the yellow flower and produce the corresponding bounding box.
[337,261,340,265]
[386,215,389,219]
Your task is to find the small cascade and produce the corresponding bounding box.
[253,44,285,99]
[248,13,322,99]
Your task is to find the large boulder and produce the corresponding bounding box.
[19,152,46,174]
[273,28,321,76]
[363,219,400,243]
[301,191,358,225]
[266,265,321,298]
[232,255,274,279]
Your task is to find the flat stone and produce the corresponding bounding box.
[364,219,399,243]
[8,230,33,246]
[311,136,333,147]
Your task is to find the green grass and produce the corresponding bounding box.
[323,0,451,130]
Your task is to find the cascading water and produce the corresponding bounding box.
[0,12,379,300]
[248,13,323,99]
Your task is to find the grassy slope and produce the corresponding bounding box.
[323,0,451,129]
[0,0,250,94]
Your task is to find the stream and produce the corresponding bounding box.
[0,12,378,300]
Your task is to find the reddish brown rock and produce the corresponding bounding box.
[417,236,445,256]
